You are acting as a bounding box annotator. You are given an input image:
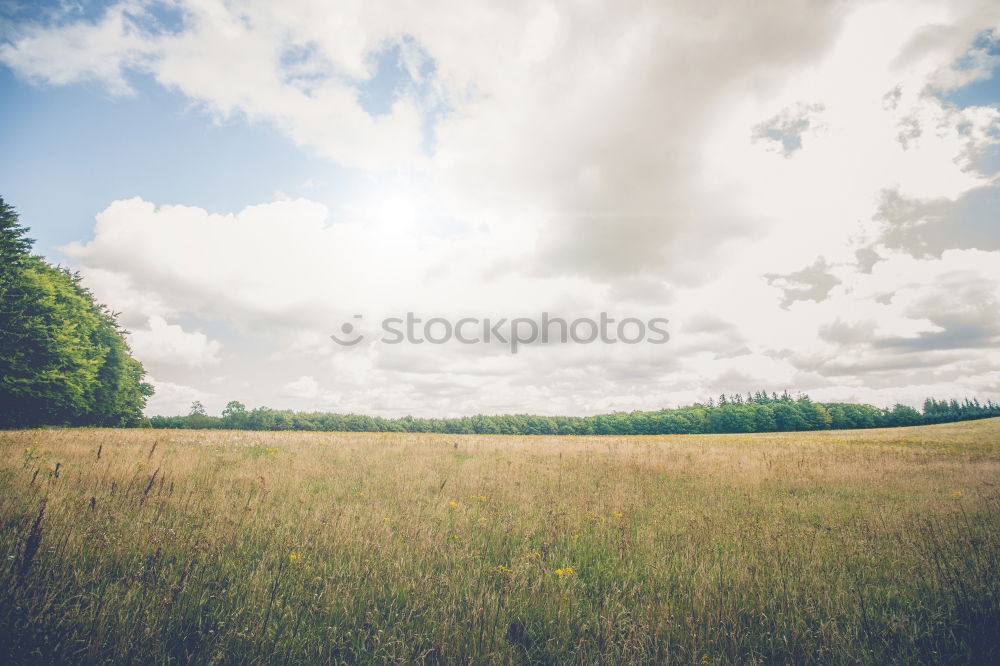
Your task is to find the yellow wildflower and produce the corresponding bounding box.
[289,551,302,564]
[448,501,459,509]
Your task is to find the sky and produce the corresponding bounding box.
[1,0,999,418]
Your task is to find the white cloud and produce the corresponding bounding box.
[143,375,209,416]
[279,375,320,399]
[0,1,152,94]
[127,315,222,367]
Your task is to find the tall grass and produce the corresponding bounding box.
[1,420,998,664]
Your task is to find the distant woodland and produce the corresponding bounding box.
[149,393,1000,435]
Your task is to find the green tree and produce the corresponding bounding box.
[750,403,776,431]
[0,198,152,427]
[221,400,247,429]
[709,404,754,433]
[0,198,32,271]
[885,403,921,427]
[797,397,832,430]
[221,400,245,418]
[772,403,807,432]
[184,400,216,429]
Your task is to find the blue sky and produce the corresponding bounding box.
[948,67,1000,107]
[947,28,1000,105]
[2,1,1000,417]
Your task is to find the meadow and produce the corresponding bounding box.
[1,420,998,664]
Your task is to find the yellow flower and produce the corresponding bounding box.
[448,501,459,509]
[289,551,302,564]
[383,517,391,522]
[555,567,574,577]
[612,511,623,518]
[951,491,963,499]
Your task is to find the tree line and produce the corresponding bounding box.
[148,391,1000,435]
[0,198,153,427]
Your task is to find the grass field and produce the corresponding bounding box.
[1,420,998,664]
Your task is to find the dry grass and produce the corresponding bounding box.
[1,419,998,664]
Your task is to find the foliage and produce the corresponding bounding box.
[0,197,152,427]
[149,391,1000,435]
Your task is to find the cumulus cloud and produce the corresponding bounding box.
[143,375,209,416]
[127,315,222,367]
[6,0,1000,414]
[0,1,153,94]
[1,0,426,169]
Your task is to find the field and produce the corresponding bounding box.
[1,421,998,664]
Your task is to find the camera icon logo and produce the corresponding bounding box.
[330,314,364,346]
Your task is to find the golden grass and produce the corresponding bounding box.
[1,419,998,664]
